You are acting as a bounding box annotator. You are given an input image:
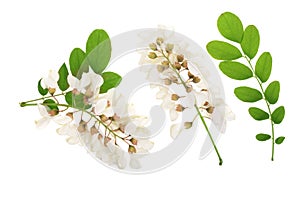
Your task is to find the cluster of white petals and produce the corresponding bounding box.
[34,68,154,169]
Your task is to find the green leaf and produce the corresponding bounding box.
[69,48,88,79]
[255,52,272,83]
[248,107,269,120]
[38,78,48,96]
[100,72,122,93]
[57,63,69,91]
[217,12,244,43]
[65,91,91,110]
[86,29,111,75]
[43,99,58,115]
[206,41,242,60]
[241,25,260,59]
[265,81,280,104]
[271,106,285,124]
[219,61,253,80]
[256,133,271,141]
[234,86,263,102]
[275,136,285,145]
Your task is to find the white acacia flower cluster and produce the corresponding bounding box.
[34,68,154,169]
[140,37,218,139]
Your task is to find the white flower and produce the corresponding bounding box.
[35,104,71,128]
[94,88,115,117]
[136,139,154,153]
[170,123,183,139]
[43,70,59,89]
[56,123,80,145]
[67,67,103,103]
[156,86,179,121]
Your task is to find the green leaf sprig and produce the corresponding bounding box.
[207,12,285,161]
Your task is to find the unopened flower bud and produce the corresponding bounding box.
[128,145,137,154]
[171,94,180,101]
[48,88,56,95]
[170,76,178,83]
[177,54,184,62]
[66,112,73,119]
[203,101,209,106]
[119,124,125,133]
[174,62,181,70]
[186,86,193,93]
[112,113,120,121]
[175,104,185,112]
[77,120,87,133]
[164,78,172,85]
[98,134,103,140]
[104,136,111,146]
[193,76,201,83]
[157,65,166,73]
[165,43,174,53]
[85,88,94,98]
[48,109,58,116]
[156,37,164,45]
[161,60,169,66]
[182,60,188,69]
[72,88,80,95]
[184,122,193,129]
[149,43,157,51]
[148,52,157,59]
[188,71,194,78]
[90,125,99,135]
[206,106,215,114]
[100,114,108,122]
[130,138,138,145]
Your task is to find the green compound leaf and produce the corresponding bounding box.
[219,61,253,80]
[38,78,48,96]
[65,91,91,110]
[248,107,269,121]
[234,86,263,102]
[275,136,285,145]
[69,48,88,79]
[86,29,111,75]
[271,106,285,124]
[256,133,271,141]
[100,72,122,93]
[255,52,272,83]
[57,63,69,91]
[206,41,242,60]
[265,81,280,104]
[241,25,260,59]
[217,12,244,43]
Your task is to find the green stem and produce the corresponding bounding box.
[194,104,223,166]
[158,48,222,165]
[159,49,189,90]
[244,56,275,161]
[20,101,123,140]
[19,93,65,107]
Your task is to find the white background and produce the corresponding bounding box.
[1,0,299,199]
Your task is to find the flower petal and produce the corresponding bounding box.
[35,117,50,129]
[170,123,181,139]
[169,109,179,121]
[52,115,72,125]
[129,157,141,169]
[66,136,80,145]
[94,99,107,115]
[67,75,79,89]
[137,139,154,151]
[37,104,49,117]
